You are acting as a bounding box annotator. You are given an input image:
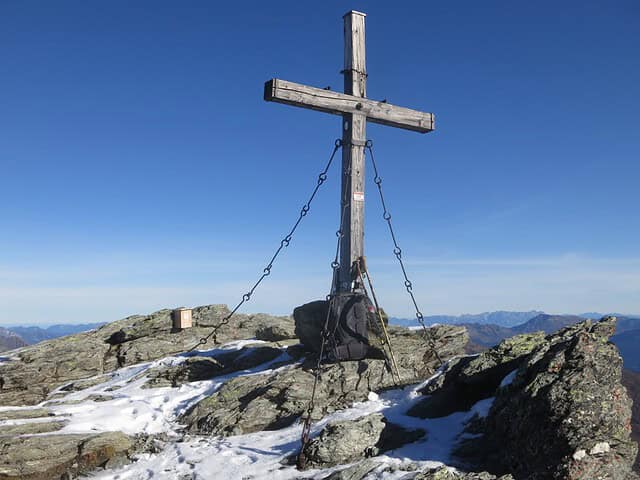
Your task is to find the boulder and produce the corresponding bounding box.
[301,413,425,468]
[182,324,468,436]
[293,300,328,352]
[302,414,386,468]
[454,317,639,480]
[251,313,296,341]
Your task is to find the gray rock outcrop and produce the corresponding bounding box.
[1,304,637,480]
[143,344,286,388]
[409,332,545,418]
[443,317,638,479]
[0,431,136,480]
[0,305,295,406]
[181,324,468,436]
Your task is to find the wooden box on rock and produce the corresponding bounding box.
[172,308,192,330]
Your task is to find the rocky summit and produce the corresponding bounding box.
[0,306,637,480]
[0,305,294,406]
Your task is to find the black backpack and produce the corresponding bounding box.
[328,293,383,361]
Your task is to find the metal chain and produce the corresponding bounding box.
[365,140,443,365]
[187,139,343,353]
[297,143,352,470]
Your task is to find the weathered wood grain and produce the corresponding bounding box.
[343,10,366,98]
[264,78,434,133]
[338,11,368,291]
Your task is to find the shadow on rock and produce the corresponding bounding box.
[450,317,639,480]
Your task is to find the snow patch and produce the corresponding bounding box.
[12,341,496,479]
[47,347,294,436]
[573,449,587,461]
[91,378,495,479]
[590,442,610,455]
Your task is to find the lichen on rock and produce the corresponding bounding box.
[409,332,545,419]
[300,413,425,469]
[0,305,295,406]
[452,316,639,480]
[181,324,468,436]
[0,431,137,480]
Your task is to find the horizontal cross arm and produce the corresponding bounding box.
[264,79,434,133]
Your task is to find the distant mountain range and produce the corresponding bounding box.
[390,310,545,328]
[511,314,587,334]
[0,323,106,351]
[392,311,640,329]
[0,327,28,352]
[467,312,638,339]
[579,312,636,320]
[392,312,640,373]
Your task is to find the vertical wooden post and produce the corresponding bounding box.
[338,10,367,292]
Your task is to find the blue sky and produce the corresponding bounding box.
[1,1,639,325]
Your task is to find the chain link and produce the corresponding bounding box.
[365,140,443,365]
[187,139,343,353]
[297,144,351,469]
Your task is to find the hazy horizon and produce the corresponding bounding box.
[2,302,638,328]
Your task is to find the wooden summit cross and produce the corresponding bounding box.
[264,10,434,293]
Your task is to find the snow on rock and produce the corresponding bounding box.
[2,313,634,480]
[454,317,639,480]
[47,345,294,437]
[80,358,493,479]
[0,322,474,480]
[0,337,480,479]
